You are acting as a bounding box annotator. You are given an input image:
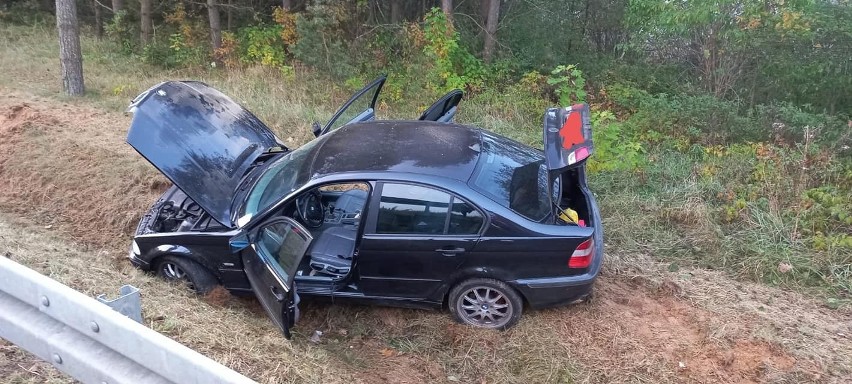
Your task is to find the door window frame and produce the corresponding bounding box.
[250,218,314,292]
[365,181,488,237]
[320,76,386,136]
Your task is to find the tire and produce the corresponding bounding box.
[155,256,218,294]
[448,278,523,330]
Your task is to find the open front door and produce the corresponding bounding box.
[316,75,386,136]
[543,104,594,172]
[238,218,313,339]
[418,89,463,122]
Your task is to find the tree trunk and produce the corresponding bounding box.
[441,0,453,25]
[140,0,153,45]
[56,0,85,96]
[390,0,401,23]
[480,0,489,26]
[207,0,223,51]
[111,0,123,13]
[483,0,500,63]
[90,0,103,40]
[282,0,292,10]
[227,0,232,31]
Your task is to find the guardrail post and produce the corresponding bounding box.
[96,284,143,323]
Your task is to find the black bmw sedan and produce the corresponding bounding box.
[126,78,602,335]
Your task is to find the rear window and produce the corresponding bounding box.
[469,132,551,222]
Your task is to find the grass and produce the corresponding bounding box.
[1,20,851,383]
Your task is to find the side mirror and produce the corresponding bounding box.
[311,122,322,137]
[229,232,250,253]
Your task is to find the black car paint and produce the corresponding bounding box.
[126,81,284,228]
[127,83,602,327]
[132,158,600,310]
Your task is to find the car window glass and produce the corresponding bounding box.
[325,78,383,133]
[469,132,551,222]
[239,138,324,224]
[254,221,308,288]
[377,184,450,234]
[447,198,483,235]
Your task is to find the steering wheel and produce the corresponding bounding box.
[296,190,325,228]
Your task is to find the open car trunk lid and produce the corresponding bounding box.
[543,104,594,173]
[126,81,283,228]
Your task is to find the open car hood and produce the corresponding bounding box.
[126,81,283,228]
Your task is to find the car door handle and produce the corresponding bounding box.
[270,285,285,302]
[435,247,465,256]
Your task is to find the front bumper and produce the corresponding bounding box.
[128,243,150,270]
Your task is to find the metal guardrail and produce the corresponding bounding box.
[0,256,257,384]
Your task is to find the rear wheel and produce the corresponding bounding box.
[155,256,218,294]
[448,278,523,330]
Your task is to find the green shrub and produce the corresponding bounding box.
[422,8,485,92]
[588,110,644,173]
[0,0,53,25]
[291,0,356,78]
[547,64,586,105]
[238,24,287,68]
[105,10,136,54]
[755,102,851,148]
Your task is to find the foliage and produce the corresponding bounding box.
[422,8,485,91]
[0,0,54,25]
[140,3,207,68]
[290,0,359,78]
[238,25,287,68]
[104,10,134,54]
[803,186,852,250]
[547,65,586,105]
[587,110,644,173]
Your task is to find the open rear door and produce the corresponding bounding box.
[418,89,463,122]
[543,104,594,172]
[316,75,386,136]
[237,218,313,339]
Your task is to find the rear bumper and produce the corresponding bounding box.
[512,185,604,309]
[511,274,596,308]
[510,250,601,308]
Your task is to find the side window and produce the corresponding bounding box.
[448,198,483,235]
[377,184,450,234]
[254,221,310,288]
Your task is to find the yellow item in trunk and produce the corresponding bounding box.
[559,208,579,224]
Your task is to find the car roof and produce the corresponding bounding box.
[308,121,483,181]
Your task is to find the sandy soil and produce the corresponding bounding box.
[1,89,850,383]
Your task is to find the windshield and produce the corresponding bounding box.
[237,138,323,225]
[469,132,552,222]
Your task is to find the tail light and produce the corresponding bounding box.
[568,238,594,268]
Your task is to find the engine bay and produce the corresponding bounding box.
[136,185,223,235]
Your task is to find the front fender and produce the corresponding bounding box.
[144,244,221,278]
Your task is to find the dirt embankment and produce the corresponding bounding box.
[1,90,850,383]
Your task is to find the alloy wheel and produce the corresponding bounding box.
[457,286,513,328]
[162,262,187,280]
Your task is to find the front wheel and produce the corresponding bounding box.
[155,256,218,294]
[448,278,523,330]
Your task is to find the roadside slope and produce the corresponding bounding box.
[1,90,849,383]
